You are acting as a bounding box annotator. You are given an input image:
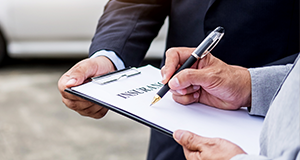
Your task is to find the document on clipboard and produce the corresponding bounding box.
[65,65,264,154]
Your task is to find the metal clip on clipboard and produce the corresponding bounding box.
[92,67,141,85]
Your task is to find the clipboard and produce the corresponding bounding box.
[65,66,173,137]
[65,65,264,154]
[92,67,141,85]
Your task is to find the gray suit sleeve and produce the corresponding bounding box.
[247,64,292,117]
[231,151,300,160]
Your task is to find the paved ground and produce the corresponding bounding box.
[0,58,161,160]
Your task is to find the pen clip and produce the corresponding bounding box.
[201,31,224,59]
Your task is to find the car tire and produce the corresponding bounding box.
[0,29,7,66]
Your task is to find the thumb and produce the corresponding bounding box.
[63,67,90,88]
[173,130,185,142]
[60,59,96,89]
[65,78,78,88]
[173,130,203,151]
[65,67,91,88]
[60,57,115,90]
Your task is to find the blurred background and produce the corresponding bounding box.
[0,0,167,159]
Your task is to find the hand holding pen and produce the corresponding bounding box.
[151,26,225,105]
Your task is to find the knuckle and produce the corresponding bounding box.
[185,70,194,79]
[185,133,196,148]
[184,69,198,82]
[213,138,222,143]
[206,138,222,146]
[166,48,175,56]
[202,69,222,84]
[166,48,179,59]
[215,138,226,144]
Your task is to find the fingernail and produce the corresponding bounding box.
[174,130,184,141]
[176,89,184,95]
[193,85,200,90]
[161,66,166,81]
[66,79,77,86]
[193,92,199,99]
[162,74,166,82]
[169,77,180,88]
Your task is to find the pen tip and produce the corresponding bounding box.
[150,95,161,106]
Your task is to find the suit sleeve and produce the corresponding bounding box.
[231,150,300,160]
[248,64,293,117]
[89,0,170,67]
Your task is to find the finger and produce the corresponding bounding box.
[60,87,89,101]
[79,105,109,119]
[167,52,220,90]
[89,107,109,119]
[58,76,87,102]
[170,85,201,96]
[161,48,180,84]
[62,98,94,111]
[169,69,207,90]
[63,98,109,119]
[172,91,200,105]
[162,47,196,84]
[173,130,204,151]
[79,104,103,115]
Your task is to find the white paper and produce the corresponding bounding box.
[71,65,264,154]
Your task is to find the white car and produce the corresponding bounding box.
[0,0,166,65]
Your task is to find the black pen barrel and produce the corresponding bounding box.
[157,56,198,98]
[174,55,198,74]
[157,84,170,98]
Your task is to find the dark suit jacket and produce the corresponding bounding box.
[89,0,299,159]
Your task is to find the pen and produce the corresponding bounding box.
[150,26,225,106]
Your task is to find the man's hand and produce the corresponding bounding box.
[173,130,246,160]
[161,47,251,110]
[58,56,116,119]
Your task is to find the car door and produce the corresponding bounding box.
[0,0,108,57]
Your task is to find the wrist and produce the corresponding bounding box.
[93,56,116,74]
[241,68,252,107]
[232,66,252,107]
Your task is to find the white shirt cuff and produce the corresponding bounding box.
[90,50,125,70]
